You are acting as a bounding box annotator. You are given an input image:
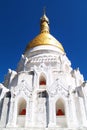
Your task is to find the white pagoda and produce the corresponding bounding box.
[0,12,87,130]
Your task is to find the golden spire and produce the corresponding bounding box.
[24,10,65,53]
[40,8,50,33]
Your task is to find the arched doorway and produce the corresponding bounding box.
[17,97,26,127]
[56,98,67,127]
[39,73,46,89]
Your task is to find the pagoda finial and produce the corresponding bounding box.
[40,8,50,33]
[43,6,46,15]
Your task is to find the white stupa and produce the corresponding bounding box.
[0,12,87,130]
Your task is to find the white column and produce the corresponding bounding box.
[0,98,9,127]
[25,99,32,127]
[82,90,87,120]
[84,96,87,119]
[7,98,15,127]
[70,94,79,128]
[65,98,72,128]
[0,99,3,121]
[79,97,87,127]
[12,99,18,127]
[48,97,56,127]
[31,91,37,126]
[25,100,29,127]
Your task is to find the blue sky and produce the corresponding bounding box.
[0,0,87,82]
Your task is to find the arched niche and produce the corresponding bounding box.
[39,73,46,89]
[56,99,65,116]
[17,97,26,127]
[18,97,26,115]
[56,98,67,127]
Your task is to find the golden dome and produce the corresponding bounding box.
[25,13,64,52]
[25,33,64,52]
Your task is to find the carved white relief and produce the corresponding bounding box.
[27,55,60,65]
[47,78,68,97]
[14,80,32,97]
[10,73,33,98]
[32,63,48,75]
[37,98,46,124]
[25,54,72,72]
